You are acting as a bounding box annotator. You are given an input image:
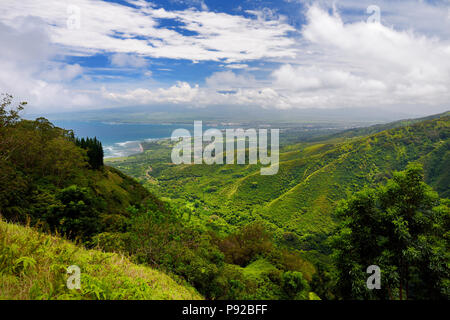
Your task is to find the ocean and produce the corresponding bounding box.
[51,121,213,158]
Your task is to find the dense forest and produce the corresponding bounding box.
[1,94,448,300]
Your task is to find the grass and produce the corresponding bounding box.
[0,219,202,300]
[243,259,278,280]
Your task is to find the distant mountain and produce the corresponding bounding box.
[313,110,450,141]
[26,104,419,126]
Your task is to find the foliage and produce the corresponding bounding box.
[107,114,450,256]
[75,137,104,169]
[0,96,150,241]
[43,185,103,241]
[218,222,273,267]
[310,263,335,300]
[0,219,202,300]
[281,271,309,299]
[331,163,449,300]
[1,95,448,300]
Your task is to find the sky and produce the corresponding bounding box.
[0,0,449,115]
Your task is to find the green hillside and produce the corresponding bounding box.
[0,99,202,300]
[259,115,450,237]
[108,114,449,252]
[0,219,202,300]
[2,95,447,300]
[0,115,154,240]
[0,98,317,300]
[314,111,450,141]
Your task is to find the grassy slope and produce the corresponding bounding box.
[0,219,202,300]
[259,115,449,235]
[73,165,150,217]
[107,115,449,241]
[313,111,450,141]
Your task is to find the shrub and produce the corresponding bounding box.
[219,222,273,266]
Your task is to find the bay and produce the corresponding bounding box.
[51,120,214,158]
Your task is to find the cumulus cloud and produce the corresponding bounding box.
[110,53,148,68]
[1,1,449,114]
[206,71,256,89]
[296,0,450,39]
[40,64,84,82]
[0,18,94,112]
[102,81,200,104]
[1,0,295,63]
[282,5,450,109]
[101,5,450,113]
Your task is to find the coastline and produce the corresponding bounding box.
[103,136,171,159]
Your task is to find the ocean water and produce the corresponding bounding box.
[51,121,211,158]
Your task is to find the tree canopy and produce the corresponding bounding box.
[332,163,449,300]
[75,136,104,169]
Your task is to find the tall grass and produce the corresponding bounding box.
[0,219,202,300]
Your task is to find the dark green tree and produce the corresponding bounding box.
[281,271,309,299]
[44,185,102,241]
[332,163,449,300]
[310,263,335,300]
[75,136,104,169]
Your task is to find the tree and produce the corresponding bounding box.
[310,263,334,300]
[75,137,104,169]
[281,271,309,299]
[332,163,449,300]
[219,222,273,266]
[44,185,102,241]
[0,93,25,128]
[0,93,26,161]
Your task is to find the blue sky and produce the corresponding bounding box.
[1,0,449,115]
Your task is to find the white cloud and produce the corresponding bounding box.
[101,5,450,113]
[0,18,94,112]
[1,1,449,114]
[110,53,148,68]
[206,71,256,89]
[287,5,450,109]
[0,0,296,63]
[223,64,249,69]
[102,81,200,104]
[40,64,84,82]
[294,0,450,38]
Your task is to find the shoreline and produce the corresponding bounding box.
[103,136,171,159]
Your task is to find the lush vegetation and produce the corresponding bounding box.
[0,219,201,300]
[0,95,316,300]
[1,93,448,300]
[91,198,316,299]
[108,113,449,252]
[106,110,449,299]
[331,163,449,300]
